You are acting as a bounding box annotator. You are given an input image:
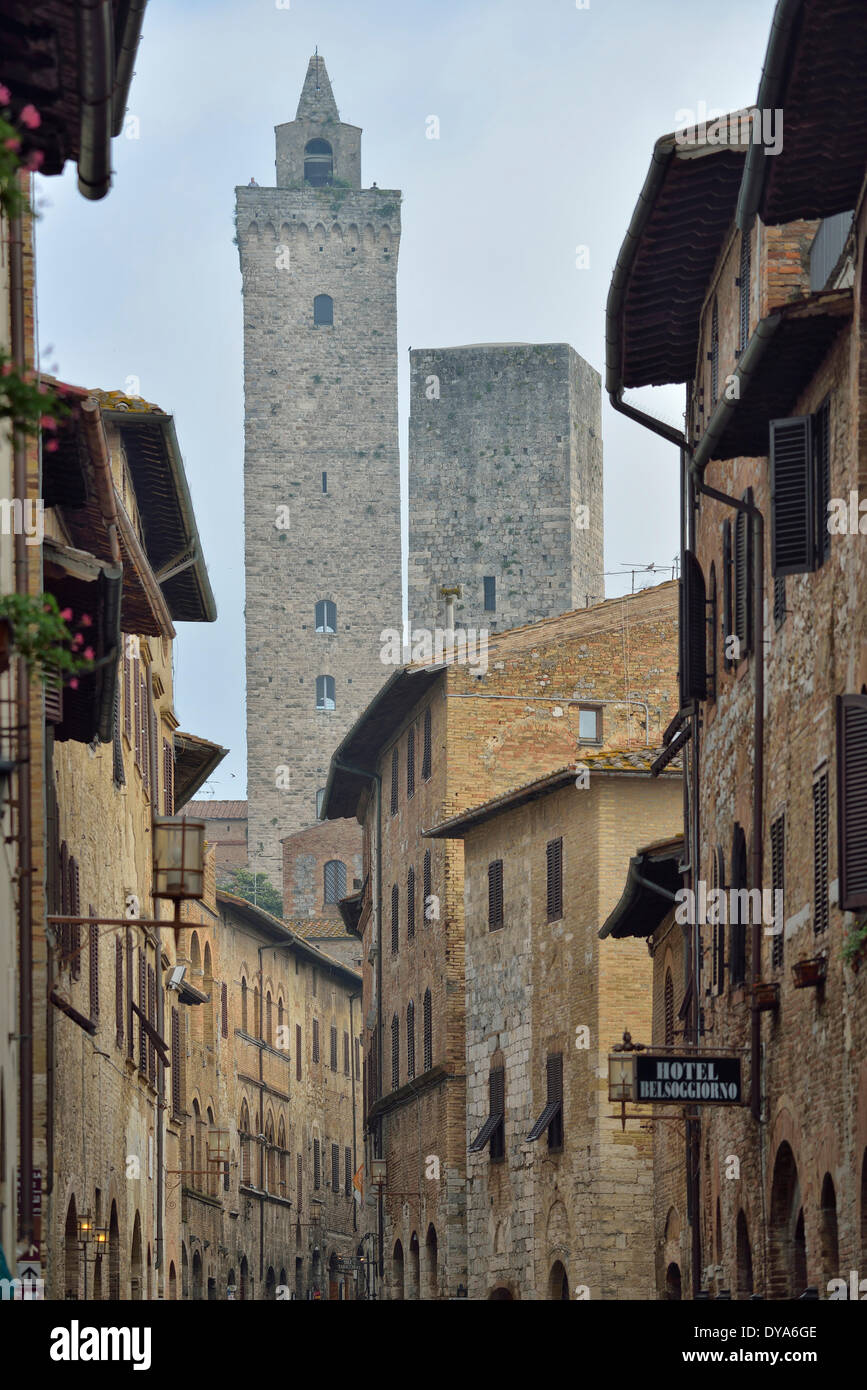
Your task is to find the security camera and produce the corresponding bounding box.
[167,965,186,991]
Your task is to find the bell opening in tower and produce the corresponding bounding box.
[304,138,334,187]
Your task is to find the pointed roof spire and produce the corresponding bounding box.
[295,51,339,122]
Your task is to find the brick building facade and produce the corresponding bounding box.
[408,343,604,633]
[236,54,401,881]
[182,800,249,879]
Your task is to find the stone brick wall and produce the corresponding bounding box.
[237,59,401,883]
[408,343,603,634]
[281,817,362,919]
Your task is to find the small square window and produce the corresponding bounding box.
[578,707,600,742]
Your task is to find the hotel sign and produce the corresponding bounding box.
[634,1054,742,1104]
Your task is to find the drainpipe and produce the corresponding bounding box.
[147,664,164,1278]
[349,990,359,1236]
[10,205,34,1254]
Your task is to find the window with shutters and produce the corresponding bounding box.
[733,493,753,660]
[422,707,432,781]
[391,882,399,954]
[313,1138,321,1189]
[407,866,415,940]
[343,1030,350,1075]
[123,639,132,742]
[315,674,335,710]
[68,854,80,980]
[323,859,346,904]
[773,574,787,630]
[133,654,140,764]
[140,672,150,795]
[221,982,228,1038]
[730,824,748,986]
[171,1009,181,1116]
[390,745,399,815]
[527,1053,563,1150]
[162,739,174,815]
[738,229,751,353]
[241,977,248,1032]
[331,1143,340,1192]
[838,694,867,909]
[138,949,147,1073]
[664,969,674,1046]
[722,520,733,671]
[297,1154,303,1209]
[423,988,432,1071]
[112,685,125,787]
[488,860,504,930]
[312,1017,320,1063]
[546,838,563,922]
[680,551,708,702]
[710,298,719,404]
[813,771,830,933]
[814,399,831,566]
[345,1146,352,1197]
[391,1013,400,1090]
[147,965,156,1084]
[296,1022,302,1080]
[770,401,832,578]
[407,725,415,799]
[315,599,337,633]
[330,1024,338,1071]
[126,931,134,1060]
[115,937,124,1048]
[265,991,272,1046]
[406,1001,415,1080]
[423,850,432,924]
[712,846,726,995]
[771,814,785,970]
[469,1064,505,1158]
[89,914,99,1020]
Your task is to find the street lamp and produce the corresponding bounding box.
[152,817,206,904]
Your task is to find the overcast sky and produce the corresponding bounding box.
[33,0,777,799]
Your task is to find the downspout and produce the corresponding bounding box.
[257,944,267,1284]
[147,664,164,1277]
[349,990,359,1236]
[77,0,114,201]
[10,204,34,1253]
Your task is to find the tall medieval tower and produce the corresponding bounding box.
[236,55,401,882]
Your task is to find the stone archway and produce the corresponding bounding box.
[768,1142,804,1298]
[548,1260,569,1300]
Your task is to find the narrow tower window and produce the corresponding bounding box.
[315,675,335,710]
[313,294,333,326]
[315,600,337,633]
[304,138,333,187]
[483,576,496,612]
[322,471,327,494]
[324,859,346,904]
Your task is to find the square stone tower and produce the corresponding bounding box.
[408,343,603,634]
[236,55,401,881]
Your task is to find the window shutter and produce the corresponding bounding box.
[220,982,228,1038]
[407,726,415,799]
[423,988,432,1072]
[89,911,99,1020]
[331,1143,339,1192]
[330,1024,338,1071]
[710,298,719,404]
[722,521,733,671]
[546,838,563,922]
[313,1139,321,1190]
[770,416,814,576]
[407,866,415,940]
[171,1008,181,1115]
[488,860,504,930]
[297,1154,303,1209]
[838,695,867,909]
[113,685,125,786]
[680,550,707,703]
[391,883,399,953]
[69,857,81,979]
[739,230,751,351]
[773,574,786,629]
[163,739,174,815]
[140,674,150,796]
[391,1013,399,1090]
[312,1018,320,1063]
[296,1023,302,1080]
[423,851,431,921]
[138,949,147,1073]
[813,772,830,932]
[734,500,752,657]
[44,666,63,725]
[133,656,141,765]
[422,707,432,780]
[813,400,831,565]
[115,937,124,1047]
[123,640,132,740]
[771,814,785,969]
[345,1146,352,1197]
[343,1030,350,1074]
[546,1052,564,1148]
[126,931,134,1059]
[664,970,674,1046]
[406,1001,415,1079]
[147,965,156,1083]
[390,746,399,815]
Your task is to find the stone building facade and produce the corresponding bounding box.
[236,54,401,882]
[606,0,867,1299]
[431,763,681,1300]
[408,343,604,634]
[323,582,679,1297]
[182,800,249,878]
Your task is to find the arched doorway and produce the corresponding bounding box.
[192,1249,203,1300]
[408,1232,420,1299]
[130,1212,143,1301]
[392,1240,405,1300]
[169,1262,177,1299]
[328,1251,339,1301]
[736,1210,753,1297]
[227,1267,236,1301]
[108,1202,120,1300]
[425,1224,438,1299]
[768,1142,803,1298]
[239,1255,249,1301]
[266,1266,276,1299]
[819,1174,839,1287]
[489,1286,514,1300]
[64,1196,79,1299]
[665,1263,682,1300]
[548,1260,569,1300]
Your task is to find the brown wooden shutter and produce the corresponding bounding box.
[407,866,415,940]
[296,1022,302,1080]
[171,1007,181,1115]
[345,1146,352,1197]
[546,838,563,922]
[407,726,415,799]
[330,1024,338,1071]
[814,400,831,566]
[140,674,150,795]
[163,740,174,815]
[115,937,124,1047]
[546,1052,564,1149]
[138,949,147,1072]
[391,1014,399,1090]
[69,857,81,979]
[734,499,752,657]
[771,416,814,576]
[343,1030,350,1074]
[422,706,432,780]
[133,656,141,765]
[813,772,830,932]
[221,982,228,1038]
[722,520,733,671]
[391,882,399,953]
[710,298,719,403]
[838,694,867,909]
[331,1143,339,1192]
[59,840,69,967]
[297,1154,303,1209]
[126,931,134,1059]
[44,666,63,725]
[390,745,399,815]
[680,550,707,703]
[88,909,99,1019]
[147,964,156,1083]
[771,814,785,969]
[312,1017,319,1063]
[423,988,432,1072]
[112,684,125,786]
[488,860,504,929]
[123,639,132,740]
[313,1138,321,1190]
[739,229,750,352]
[423,851,431,920]
[406,1000,415,1079]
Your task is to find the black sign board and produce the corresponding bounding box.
[634,1054,742,1105]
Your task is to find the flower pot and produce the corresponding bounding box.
[792,955,827,989]
[753,980,780,1011]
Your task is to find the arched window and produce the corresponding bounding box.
[423,988,432,1071]
[324,859,347,904]
[265,1113,276,1192]
[313,294,333,327]
[266,991,273,1045]
[315,599,337,633]
[240,1100,251,1186]
[710,297,719,404]
[407,865,416,940]
[391,883,399,954]
[241,977,248,1033]
[203,942,214,1047]
[278,1117,287,1194]
[304,138,333,186]
[316,787,326,819]
[206,1106,217,1197]
[422,706,432,780]
[316,675,336,710]
[391,1013,400,1090]
[406,1001,415,1080]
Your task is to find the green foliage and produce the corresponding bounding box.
[0,591,94,683]
[221,867,284,919]
[0,350,69,441]
[843,916,867,965]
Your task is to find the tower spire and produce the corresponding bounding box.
[295,52,339,122]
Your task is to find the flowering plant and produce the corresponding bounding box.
[0,592,95,685]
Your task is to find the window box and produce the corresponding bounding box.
[791,955,827,989]
[752,980,780,1012]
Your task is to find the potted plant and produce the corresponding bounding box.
[843,916,867,973]
[792,955,827,989]
[753,980,780,1011]
[0,592,94,686]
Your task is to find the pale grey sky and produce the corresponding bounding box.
[34,0,777,798]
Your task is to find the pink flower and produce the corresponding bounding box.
[19,105,41,131]
[45,438,59,453]
[4,137,20,153]
[59,607,73,621]
[1,363,12,377]
[24,150,44,172]
[80,613,92,627]
[71,632,83,649]
[69,678,78,690]
[83,646,95,662]
[0,85,11,106]
[40,415,57,431]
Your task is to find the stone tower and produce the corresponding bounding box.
[408,343,603,634]
[236,55,401,882]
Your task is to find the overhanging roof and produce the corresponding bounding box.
[737,0,867,229]
[217,890,361,986]
[599,836,684,940]
[606,122,748,393]
[693,289,852,468]
[173,732,228,811]
[42,538,122,745]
